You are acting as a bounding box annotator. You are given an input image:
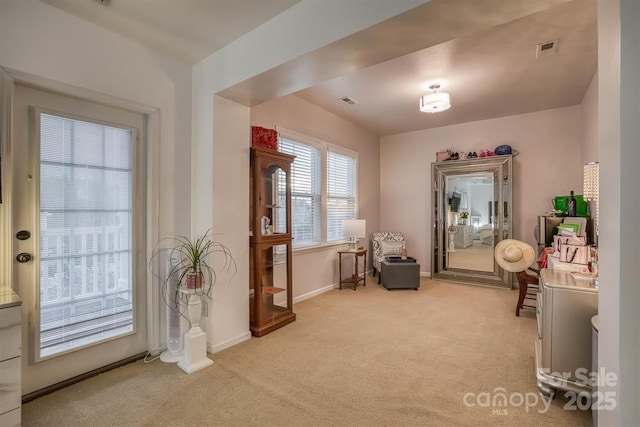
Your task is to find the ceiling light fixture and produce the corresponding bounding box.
[420,83,451,113]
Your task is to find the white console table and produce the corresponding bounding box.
[535,269,598,398]
[0,286,21,426]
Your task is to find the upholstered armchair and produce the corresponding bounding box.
[371,232,405,277]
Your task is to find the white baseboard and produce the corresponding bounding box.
[420,271,431,277]
[293,283,336,304]
[208,331,251,354]
[294,269,376,300]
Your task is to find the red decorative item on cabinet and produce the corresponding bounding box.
[251,126,278,150]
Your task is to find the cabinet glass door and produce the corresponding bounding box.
[261,165,287,235]
[259,244,290,324]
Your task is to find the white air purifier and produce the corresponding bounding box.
[160,250,185,363]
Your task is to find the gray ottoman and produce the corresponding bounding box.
[380,260,420,290]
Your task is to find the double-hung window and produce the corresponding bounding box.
[327,149,357,241]
[279,136,322,247]
[277,128,358,248]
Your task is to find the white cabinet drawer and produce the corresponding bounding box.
[0,306,21,360]
[0,357,21,416]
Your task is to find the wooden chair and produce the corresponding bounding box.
[515,267,540,316]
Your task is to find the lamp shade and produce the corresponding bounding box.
[342,219,366,238]
[420,92,451,113]
[583,162,599,201]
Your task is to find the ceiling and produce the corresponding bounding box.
[39,0,597,137]
[40,0,301,63]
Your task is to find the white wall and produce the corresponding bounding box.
[207,96,252,351]
[581,72,599,164]
[380,106,583,273]
[251,95,380,297]
[598,0,640,425]
[469,184,493,227]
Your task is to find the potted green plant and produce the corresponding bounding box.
[149,230,237,316]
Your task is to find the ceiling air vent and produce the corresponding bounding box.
[339,96,358,106]
[536,40,558,59]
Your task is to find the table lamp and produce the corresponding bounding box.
[342,219,366,250]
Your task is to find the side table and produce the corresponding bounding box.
[338,249,367,290]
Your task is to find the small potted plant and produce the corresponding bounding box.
[149,230,237,316]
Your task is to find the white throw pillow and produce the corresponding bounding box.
[381,240,403,256]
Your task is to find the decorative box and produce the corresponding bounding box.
[251,126,278,150]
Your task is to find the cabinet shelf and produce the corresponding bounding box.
[261,286,285,295]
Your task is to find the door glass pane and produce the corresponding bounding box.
[39,113,133,358]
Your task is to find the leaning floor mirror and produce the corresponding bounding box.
[431,156,513,287]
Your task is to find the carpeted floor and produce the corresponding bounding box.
[448,241,494,272]
[22,276,592,426]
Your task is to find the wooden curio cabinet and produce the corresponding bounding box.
[249,147,296,336]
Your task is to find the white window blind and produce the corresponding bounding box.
[39,113,134,358]
[278,137,321,247]
[327,149,357,241]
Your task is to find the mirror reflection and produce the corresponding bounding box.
[431,156,512,287]
[446,173,496,272]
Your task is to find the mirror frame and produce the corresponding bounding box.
[431,156,513,287]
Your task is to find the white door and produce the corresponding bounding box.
[13,85,148,395]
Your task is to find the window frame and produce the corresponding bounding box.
[276,127,358,251]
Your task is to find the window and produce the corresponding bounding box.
[279,137,322,247]
[277,128,357,248]
[327,149,357,241]
[39,113,134,357]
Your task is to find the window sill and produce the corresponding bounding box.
[293,240,351,255]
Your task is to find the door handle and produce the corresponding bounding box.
[16,252,32,263]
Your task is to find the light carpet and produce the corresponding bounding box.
[22,277,592,426]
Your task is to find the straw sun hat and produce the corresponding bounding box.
[494,239,536,272]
